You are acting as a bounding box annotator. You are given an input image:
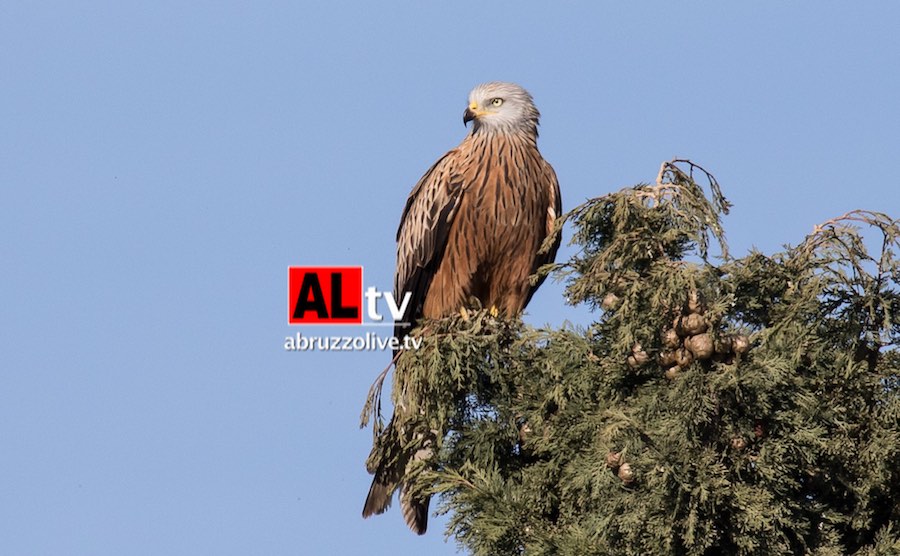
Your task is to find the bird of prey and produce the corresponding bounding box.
[362,81,562,535]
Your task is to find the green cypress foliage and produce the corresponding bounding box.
[362,160,900,555]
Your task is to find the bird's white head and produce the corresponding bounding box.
[464,81,540,136]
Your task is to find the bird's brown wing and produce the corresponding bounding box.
[366,148,465,535]
[393,149,466,341]
[523,159,562,307]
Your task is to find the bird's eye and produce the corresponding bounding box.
[491,98,503,107]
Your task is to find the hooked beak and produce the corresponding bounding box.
[463,107,476,126]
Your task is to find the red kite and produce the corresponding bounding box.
[363,82,562,534]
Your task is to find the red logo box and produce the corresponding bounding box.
[288,266,363,324]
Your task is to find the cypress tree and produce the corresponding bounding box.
[362,160,900,555]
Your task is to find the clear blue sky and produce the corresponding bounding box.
[2,2,898,554]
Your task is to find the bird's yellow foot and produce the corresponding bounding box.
[459,307,470,320]
[489,305,500,317]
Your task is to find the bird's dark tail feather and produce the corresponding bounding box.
[362,473,395,518]
[362,416,433,534]
[400,487,429,535]
[363,476,429,535]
